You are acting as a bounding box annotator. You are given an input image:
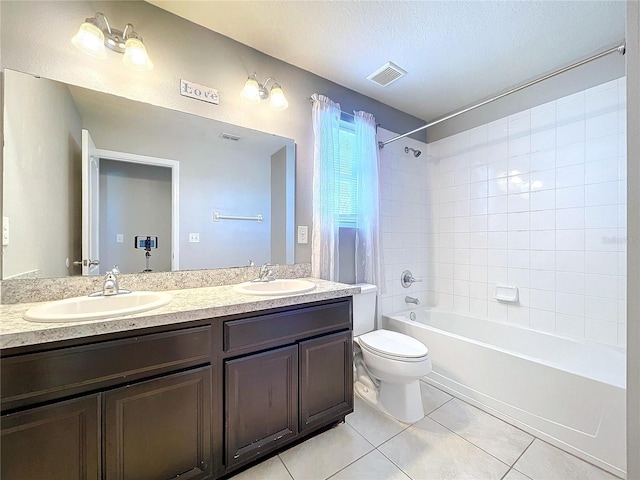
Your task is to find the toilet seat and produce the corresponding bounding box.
[359,329,429,363]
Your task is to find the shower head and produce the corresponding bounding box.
[405,146,421,157]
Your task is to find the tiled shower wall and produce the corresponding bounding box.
[377,129,430,315]
[426,78,627,348]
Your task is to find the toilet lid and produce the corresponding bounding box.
[359,329,429,359]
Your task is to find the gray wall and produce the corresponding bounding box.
[627,1,640,477]
[2,70,82,279]
[99,160,172,274]
[0,0,425,266]
[271,146,286,265]
[428,50,626,142]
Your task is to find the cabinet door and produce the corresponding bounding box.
[225,345,298,469]
[1,394,100,480]
[299,330,353,432]
[103,366,212,480]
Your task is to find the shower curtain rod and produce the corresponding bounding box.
[306,99,380,126]
[306,97,358,118]
[378,42,626,150]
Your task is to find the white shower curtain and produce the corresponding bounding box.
[354,111,385,291]
[311,93,341,281]
[311,95,385,289]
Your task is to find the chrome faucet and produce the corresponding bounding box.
[90,266,131,297]
[102,269,119,296]
[254,263,275,282]
[405,296,420,305]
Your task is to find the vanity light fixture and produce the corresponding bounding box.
[240,73,289,110]
[71,12,153,71]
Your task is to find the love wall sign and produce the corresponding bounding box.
[180,79,219,105]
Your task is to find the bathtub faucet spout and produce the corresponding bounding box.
[405,296,420,305]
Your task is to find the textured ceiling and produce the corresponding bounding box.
[148,1,625,122]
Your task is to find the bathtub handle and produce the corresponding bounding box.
[401,270,422,288]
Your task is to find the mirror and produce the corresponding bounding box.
[2,68,295,279]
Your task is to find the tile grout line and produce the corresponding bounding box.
[367,396,473,480]
[343,394,455,480]
[430,392,561,461]
[426,414,517,472]
[529,437,625,480]
[499,437,536,480]
[510,436,536,467]
[348,397,417,443]
[375,443,416,480]
[437,394,534,439]
[344,416,384,452]
[321,421,377,480]
[370,396,453,451]
[423,393,455,416]
[370,422,411,450]
[276,453,296,480]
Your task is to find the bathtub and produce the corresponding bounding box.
[382,308,626,478]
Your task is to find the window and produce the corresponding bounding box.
[337,118,357,226]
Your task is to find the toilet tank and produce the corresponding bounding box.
[352,283,378,336]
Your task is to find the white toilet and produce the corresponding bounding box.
[353,284,432,423]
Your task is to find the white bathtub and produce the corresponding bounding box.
[382,308,626,478]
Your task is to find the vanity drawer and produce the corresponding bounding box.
[1,325,212,410]
[223,299,351,354]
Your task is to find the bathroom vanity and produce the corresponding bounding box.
[0,280,356,479]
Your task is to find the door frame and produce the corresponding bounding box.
[81,130,101,276]
[96,148,180,271]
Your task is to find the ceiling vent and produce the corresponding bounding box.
[366,61,407,87]
[219,132,241,141]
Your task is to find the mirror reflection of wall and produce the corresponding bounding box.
[99,160,172,275]
[3,69,83,280]
[2,69,296,280]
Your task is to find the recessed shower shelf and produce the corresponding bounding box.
[494,285,519,303]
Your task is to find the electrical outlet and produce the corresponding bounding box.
[189,233,200,243]
[116,234,124,243]
[297,225,308,244]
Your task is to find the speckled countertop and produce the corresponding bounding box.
[0,278,359,350]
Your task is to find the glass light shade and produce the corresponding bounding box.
[240,76,261,104]
[71,21,107,59]
[122,37,153,71]
[269,84,289,111]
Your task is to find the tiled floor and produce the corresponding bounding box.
[230,381,620,480]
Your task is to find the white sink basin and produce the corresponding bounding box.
[23,291,173,323]
[233,279,316,296]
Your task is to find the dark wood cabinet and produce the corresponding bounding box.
[1,394,100,480]
[222,301,353,474]
[103,367,212,480]
[1,297,353,479]
[299,330,353,433]
[0,326,214,480]
[1,326,212,412]
[0,366,212,480]
[225,345,298,468]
